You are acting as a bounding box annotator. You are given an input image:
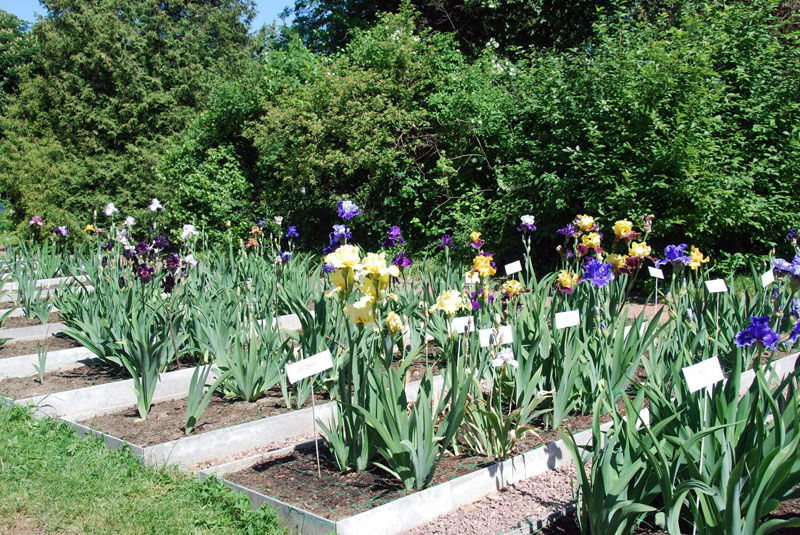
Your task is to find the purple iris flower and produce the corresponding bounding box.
[383,226,405,247]
[137,264,155,284]
[329,224,351,245]
[165,254,180,270]
[100,239,115,251]
[655,244,691,268]
[772,257,800,277]
[517,215,537,233]
[470,287,494,310]
[280,251,291,263]
[162,273,176,293]
[135,241,150,256]
[151,235,170,251]
[791,298,800,317]
[337,200,362,220]
[323,263,335,273]
[392,250,413,268]
[439,234,456,249]
[286,226,299,239]
[735,316,780,350]
[557,224,576,238]
[118,276,126,289]
[257,219,264,227]
[787,322,800,346]
[787,228,799,243]
[582,258,615,287]
[51,226,69,237]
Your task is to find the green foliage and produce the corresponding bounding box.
[0,0,255,239]
[0,10,31,139]
[287,0,611,55]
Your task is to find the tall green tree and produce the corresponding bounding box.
[0,0,255,235]
[0,10,32,137]
[287,0,612,55]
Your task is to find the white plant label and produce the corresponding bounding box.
[449,315,475,334]
[705,279,728,294]
[286,349,333,384]
[648,267,664,279]
[505,261,522,276]
[479,325,514,347]
[555,310,580,329]
[465,272,480,284]
[682,356,724,394]
[623,322,649,339]
[761,269,775,288]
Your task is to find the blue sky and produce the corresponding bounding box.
[0,0,293,29]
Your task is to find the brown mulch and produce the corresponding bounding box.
[0,336,81,359]
[224,411,602,522]
[0,360,125,399]
[1,312,62,329]
[77,386,329,447]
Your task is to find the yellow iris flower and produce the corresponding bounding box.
[613,219,633,238]
[581,232,601,249]
[576,215,595,231]
[628,241,651,258]
[688,246,710,270]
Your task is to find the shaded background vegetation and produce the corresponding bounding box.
[1,0,799,271]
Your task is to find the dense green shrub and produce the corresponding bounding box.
[0,0,255,240]
[3,0,799,270]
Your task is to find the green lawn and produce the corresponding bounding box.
[0,404,286,535]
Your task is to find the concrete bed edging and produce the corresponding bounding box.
[15,365,198,421]
[0,346,96,380]
[1,275,88,293]
[0,322,67,343]
[0,312,305,380]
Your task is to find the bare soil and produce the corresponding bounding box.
[0,360,125,399]
[2,312,61,329]
[3,312,61,329]
[224,412,600,522]
[78,386,329,447]
[0,336,81,359]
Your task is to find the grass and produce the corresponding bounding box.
[0,404,287,535]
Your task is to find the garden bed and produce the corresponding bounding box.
[2,312,62,329]
[0,336,80,359]
[0,360,124,398]
[78,387,330,447]
[205,411,603,535]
